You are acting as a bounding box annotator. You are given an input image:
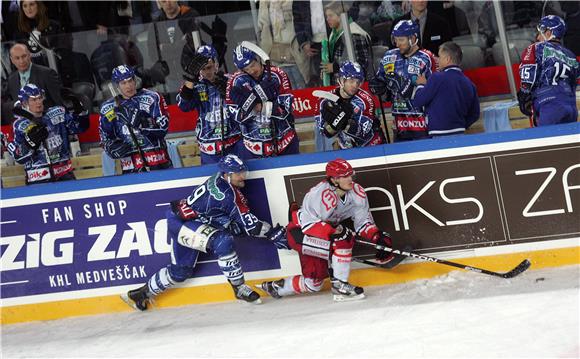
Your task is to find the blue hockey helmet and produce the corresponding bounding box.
[197,45,218,62]
[537,15,566,39]
[218,154,248,174]
[339,61,365,81]
[111,65,135,83]
[233,44,257,70]
[18,83,45,103]
[392,19,420,39]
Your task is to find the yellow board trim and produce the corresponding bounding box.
[2,246,578,325]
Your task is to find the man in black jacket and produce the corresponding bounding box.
[3,43,63,125]
[389,0,452,55]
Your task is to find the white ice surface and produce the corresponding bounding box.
[2,265,579,359]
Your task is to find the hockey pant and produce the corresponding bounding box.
[271,218,355,297]
[535,101,577,126]
[146,211,246,296]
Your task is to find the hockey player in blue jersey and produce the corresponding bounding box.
[7,84,89,184]
[518,15,579,126]
[99,65,172,174]
[316,61,385,149]
[177,45,243,164]
[369,20,436,141]
[226,44,299,159]
[121,154,288,309]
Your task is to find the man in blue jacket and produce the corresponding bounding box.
[395,41,480,137]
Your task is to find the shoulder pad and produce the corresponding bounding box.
[100,100,115,114]
[351,182,367,200]
[45,106,66,118]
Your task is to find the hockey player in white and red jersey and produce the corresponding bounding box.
[226,44,299,159]
[316,61,384,149]
[258,158,397,302]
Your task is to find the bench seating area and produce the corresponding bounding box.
[1,99,576,188]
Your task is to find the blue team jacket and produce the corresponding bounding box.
[411,65,480,136]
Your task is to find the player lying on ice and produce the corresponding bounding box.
[122,154,288,310]
[258,158,405,302]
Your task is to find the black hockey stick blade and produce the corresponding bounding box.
[501,259,531,278]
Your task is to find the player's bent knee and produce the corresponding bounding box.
[210,233,234,257]
[304,277,324,292]
[168,265,194,282]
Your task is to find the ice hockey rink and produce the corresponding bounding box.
[2,265,579,358]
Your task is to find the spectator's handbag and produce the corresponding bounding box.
[269,42,295,64]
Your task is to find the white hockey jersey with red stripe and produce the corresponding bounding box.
[296,180,379,241]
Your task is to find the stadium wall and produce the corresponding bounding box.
[1,123,579,324]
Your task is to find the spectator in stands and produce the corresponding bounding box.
[99,65,173,174]
[427,1,469,38]
[7,43,63,108]
[7,83,89,185]
[13,0,63,67]
[147,0,198,92]
[293,0,326,87]
[322,1,372,85]
[258,0,309,89]
[408,42,480,136]
[390,0,452,55]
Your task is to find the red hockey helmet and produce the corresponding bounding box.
[326,158,355,178]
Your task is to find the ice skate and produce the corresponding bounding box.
[331,279,365,302]
[233,283,262,304]
[121,284,152,311]
[258,279,284,299]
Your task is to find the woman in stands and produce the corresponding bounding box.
[13,0,63,67]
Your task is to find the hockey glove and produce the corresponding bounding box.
[213,73,228,99]
[385,72,413,98]
[24,123,49,149]
[229,85,260,113]
[330,224,354,242]
[265,224,290,250]
[106,140,133,159]
[517,90,533,117]
[373,231,394,261]
[321,99,353,135]
[369,76,388,96]
[150,60,170,84]
[254,77,279,102]
[182,51,210,83]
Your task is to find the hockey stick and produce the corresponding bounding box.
[240,41,278,156]
[368,45,391,143]
[313,90,340,102]
[356,239,531,279]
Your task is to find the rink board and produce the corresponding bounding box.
[1,123,579,324]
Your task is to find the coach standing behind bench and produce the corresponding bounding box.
[410,41,480,137]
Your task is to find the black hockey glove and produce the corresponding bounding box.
[265,224,290,250]
[330,225,354,242]
[373,231,394,261]
[62,92,86,115]
[369,76,388,96]
[321,99,353,136]
[213,72,228,99]
[517,90,533,117]
[24,122,48,149]
[182,51,210,83]
[106,140,133,159]
[254,77,279,102]
[229,85,260,113]
[385,72,413,98]
[150,60,170,84]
